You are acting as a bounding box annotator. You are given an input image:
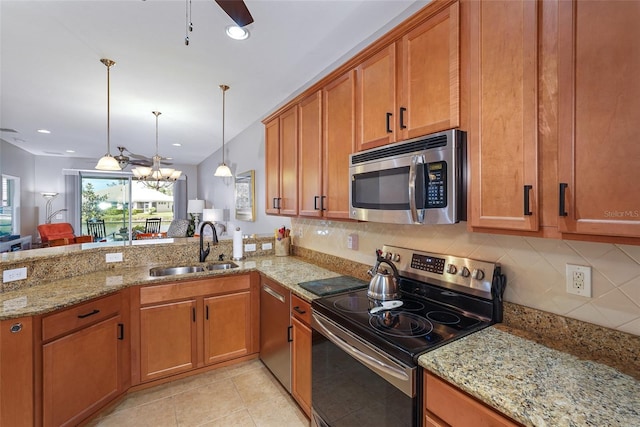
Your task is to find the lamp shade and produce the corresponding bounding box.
[214,163,232,177]
[187,199,205,214]
[95,154,121,171]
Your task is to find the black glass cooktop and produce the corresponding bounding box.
[298,275,367,296]
[312,288,489,364]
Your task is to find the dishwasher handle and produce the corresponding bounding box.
[262,284,285,303]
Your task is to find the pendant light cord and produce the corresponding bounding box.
[100,58,116,156]
[220,84,229,165]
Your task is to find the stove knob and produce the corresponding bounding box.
[460,266,471,277]
[447,264,457,275]
[392,253,400,262]
[472,269,485,280]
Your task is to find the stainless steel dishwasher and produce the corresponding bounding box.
[260,277,291,392]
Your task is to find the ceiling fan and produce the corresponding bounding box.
[114,146,172,170]
[215,0,254,27]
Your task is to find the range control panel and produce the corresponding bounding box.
[379,245,497,299]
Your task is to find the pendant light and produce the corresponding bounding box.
[132,111,182,190]
[95,58,122,171]
[214,84,233,177]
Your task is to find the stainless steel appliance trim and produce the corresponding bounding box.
[312,312,415,397]
[262,284,285,303]
[409,154,425,224]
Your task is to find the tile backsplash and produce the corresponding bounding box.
[291,218,640,336]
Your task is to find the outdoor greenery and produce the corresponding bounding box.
[81,183,108,220]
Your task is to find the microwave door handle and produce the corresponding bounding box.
[409,155,426,224]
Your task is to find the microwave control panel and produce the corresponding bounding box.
[425,161,447,208]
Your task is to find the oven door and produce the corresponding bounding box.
[311,312,419,427]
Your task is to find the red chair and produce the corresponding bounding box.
[37,223,91,246]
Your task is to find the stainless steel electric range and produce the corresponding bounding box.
[310,245,506,427]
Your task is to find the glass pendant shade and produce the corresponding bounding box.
[214,163,232,177]
[96,154,121,171]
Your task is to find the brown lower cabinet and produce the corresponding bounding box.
[134,273,259,383]
[1,316,34,427]
[424,372,521,427]
[291,294,312,417]
[40,291,130,427]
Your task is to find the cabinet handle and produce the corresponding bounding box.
[77,309,100,319]
[399,107,407,129]
[273,198,278,209]
[206,305,209,320]
[277,198,282,209]
[192,307,196,322]
[314,196,320,210]
[523,185,533,216]
[386,112,393,133]
[559,183,568,217]
[117,323,124,340]
[293,306,306,315]
[287,325,293,343]
[321,195,327,211]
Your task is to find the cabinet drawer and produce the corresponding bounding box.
[140,274,250,305]
[291,294,311,325]
[42,292,121,342]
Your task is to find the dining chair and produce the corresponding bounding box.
[86,219,107,242]
[144,218,162,234]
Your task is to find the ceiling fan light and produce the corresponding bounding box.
[214,163,233,177]
[96,154,121,171]
[136,166,152,177]
[131,168,142,178]
[170,170,182,180]
[225,25,249,40]
[160,167,175,178]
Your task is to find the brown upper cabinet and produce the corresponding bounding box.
[298,91,324,218]
[467,0,539,232]
[356,1,460,151]
[557,0,640,238]
[265,106,299,216]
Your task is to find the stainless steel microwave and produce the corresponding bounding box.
[349,129,466,225]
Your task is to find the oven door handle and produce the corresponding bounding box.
[409,154,426,224]
[313,313,409,381]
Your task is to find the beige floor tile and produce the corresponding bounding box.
[246,394,309,427]
[198,409,257,427]
[173,379,245,427]
[110,381,174,413]
[223,358,265,378]
[170,366,231,395]
[232,366,290,406]
[93,398,177,427]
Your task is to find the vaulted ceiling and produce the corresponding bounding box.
[0,0,424,166]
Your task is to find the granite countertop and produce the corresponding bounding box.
[0,255,339,320]
[419,326,640,427]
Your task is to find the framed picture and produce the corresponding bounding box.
[235,170,256,221]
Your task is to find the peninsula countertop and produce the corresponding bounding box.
[0,255,336,320]
[419,326,640,427]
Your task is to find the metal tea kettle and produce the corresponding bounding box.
[367,255,400,301]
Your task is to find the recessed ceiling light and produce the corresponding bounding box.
[172,143,182,147]
[226,25,249,41]
[66,149,75,153]
[37,129,51,134]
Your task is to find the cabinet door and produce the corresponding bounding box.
[400,2,459,140]
[1,317,33,427]
[298,91,324,217]
[558,0,640,237]
[280,105,299,216]
[265,117,280,214]
[42,315,123,427]
[468,0,539,231]
[204,291,251,365]
[356,44,397,151]
[140,300,197,382]
[323,70,356,219]
[291,316,311,418]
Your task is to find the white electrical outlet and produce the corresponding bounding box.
[347,233,359,250]
[245,243,257,252]
[297,228,303,238]
[3,267,27,283]
[262,242,273,250]
[566,264,592,297]
[106,252,123,263]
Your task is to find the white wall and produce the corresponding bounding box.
[1,139,36,237]
[196,121,290,237]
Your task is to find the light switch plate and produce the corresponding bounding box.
[262,243,273,250]
[3,267,27,282]
[106,253,123,263]
[245,243,257,252]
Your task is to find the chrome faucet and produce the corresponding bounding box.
[199,221,218,262]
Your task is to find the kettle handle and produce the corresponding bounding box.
[376,258,400,279]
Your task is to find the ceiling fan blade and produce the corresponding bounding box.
[215,0,254,27]
[130,159,153,167]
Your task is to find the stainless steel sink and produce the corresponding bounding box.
[206,261,239,270]
[149,265,205,277]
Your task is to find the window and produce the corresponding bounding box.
[80,175,176,240]
[1,175,20,236]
